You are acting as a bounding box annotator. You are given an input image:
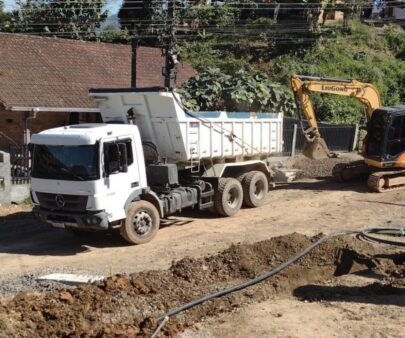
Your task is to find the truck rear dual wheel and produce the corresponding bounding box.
[241,171,268,208]
[120,200,160,245]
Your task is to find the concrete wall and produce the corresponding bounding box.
[394,7,405,20]
[0,151,30,204]
[0,151,11,204]
[10,184,30,204]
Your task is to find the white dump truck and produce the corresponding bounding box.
[30,89,283,244]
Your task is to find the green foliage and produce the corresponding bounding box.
[178,66,295,114]
[98,25,130,43]
[267,21,405,123]
[180,39,251,72]
[179,21,405,124]
[119,0,165,45]
[0,0,11,31]
[383,24,405,59]
[181,3,235,28]
[6,0,108,40]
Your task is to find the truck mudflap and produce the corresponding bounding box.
[33,206,109,230]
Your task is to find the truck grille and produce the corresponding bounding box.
[36,192,88,211]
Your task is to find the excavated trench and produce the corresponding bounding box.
[0,233,403,337]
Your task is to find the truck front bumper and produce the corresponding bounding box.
[33,206,109,231]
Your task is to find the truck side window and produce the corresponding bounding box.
[103,139,134,176]
[104,143,120,174]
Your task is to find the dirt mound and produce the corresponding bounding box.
[286,155,360,178]
[0,233,403,337]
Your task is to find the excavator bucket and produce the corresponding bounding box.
[302,138,333,160]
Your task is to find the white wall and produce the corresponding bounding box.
[393,7,405,20]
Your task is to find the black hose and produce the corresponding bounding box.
[151,227,404,336]
[158,229,358,321]
[358,227,405,247]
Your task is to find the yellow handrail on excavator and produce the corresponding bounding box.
[290,74,382,160]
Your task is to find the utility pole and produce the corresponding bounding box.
[163,0,179,89]
[131,37,139,88]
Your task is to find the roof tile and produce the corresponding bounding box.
[0,33,194,109]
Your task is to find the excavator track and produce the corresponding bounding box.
[332,160,371,182]
[367,170,405,192]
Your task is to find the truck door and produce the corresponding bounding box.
[102,137,141,221]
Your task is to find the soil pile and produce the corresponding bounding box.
[0,233,403,337]
[286,156,360,178]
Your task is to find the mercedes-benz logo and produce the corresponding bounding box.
[55,195,65,208]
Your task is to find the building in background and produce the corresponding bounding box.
[0,33,194,150]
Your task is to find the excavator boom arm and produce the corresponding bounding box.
[290,74,382,159]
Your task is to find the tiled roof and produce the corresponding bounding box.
[0,33,194,110]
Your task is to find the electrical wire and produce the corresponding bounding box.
[150,226,405,337]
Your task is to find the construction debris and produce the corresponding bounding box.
[36,273,105,286]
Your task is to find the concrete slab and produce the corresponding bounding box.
[273,168,301,182]
[37,273,105,286]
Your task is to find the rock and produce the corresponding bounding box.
[130,276,150,295]
[115,276,129,290]
[59,291,74,305]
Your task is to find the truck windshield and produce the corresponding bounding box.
[32,144,99,181]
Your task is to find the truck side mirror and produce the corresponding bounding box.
[118,143,128,173]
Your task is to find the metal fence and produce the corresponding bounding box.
[283,124,358,156]
[10,145,31,184]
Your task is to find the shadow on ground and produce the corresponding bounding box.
[0,208,201,257]
[293,283,405,307]
[275,178,370,193]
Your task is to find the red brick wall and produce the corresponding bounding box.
[0,108,24,150]
[30,111,70,135]
[0,106,99,150]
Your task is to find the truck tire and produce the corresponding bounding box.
[242,171,268,208]
[214,178,243,217]
[120,200,160,245]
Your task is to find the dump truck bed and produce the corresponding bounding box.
[90,89,283,164]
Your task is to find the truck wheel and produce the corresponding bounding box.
[215,178,243,217]
[120,200,160,245]
[242,171,268,208]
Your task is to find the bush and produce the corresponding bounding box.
[178,66,295,114]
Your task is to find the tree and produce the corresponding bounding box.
[7,0,108,40]
[98,24,130,43]
[119,0,191,46]
[0,0,10,31]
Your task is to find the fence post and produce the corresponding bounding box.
[352,124,359,151]
[291,124,298,158]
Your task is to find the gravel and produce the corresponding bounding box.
[285,153,363,179]
[0,267,98,298]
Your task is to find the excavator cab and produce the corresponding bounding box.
[365,107,405,167]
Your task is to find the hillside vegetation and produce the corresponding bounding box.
[180,21,405,124]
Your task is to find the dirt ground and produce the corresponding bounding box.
[0,155,404,337]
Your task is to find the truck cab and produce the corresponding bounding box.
[31,124,148,232]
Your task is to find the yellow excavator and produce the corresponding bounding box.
[290,74,405,192]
